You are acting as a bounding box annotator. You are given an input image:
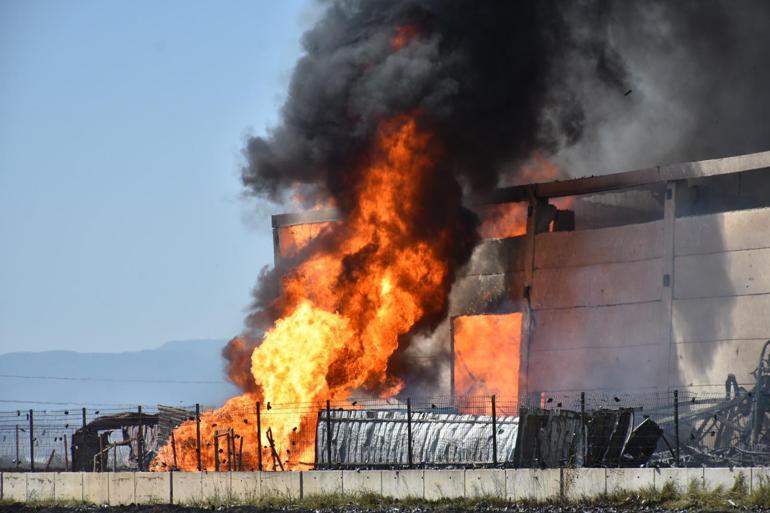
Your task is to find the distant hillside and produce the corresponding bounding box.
[0,339,240,412]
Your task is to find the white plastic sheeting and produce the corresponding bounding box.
[316,409,518,466]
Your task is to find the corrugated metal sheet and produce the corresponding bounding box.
[316,409,517,467]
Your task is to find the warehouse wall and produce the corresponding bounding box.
[526,221,666,392]
[524,204,770,394]
[673,207,770,387]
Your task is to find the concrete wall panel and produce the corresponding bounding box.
[535,221,663,269]
[230,472,260,502]
[108,472,135,505]
[703,467,747,491]
[672,339,766,387]
[82,472,109,504]
[135,472,169,504]
[26,473,54,502]
[172,472,202,505]
[505,468,560,501]
[201,472,230,503]
[532,259,662,309]
[528,344,659,392]
[2,473,25,502]
[343,470,382,495]
[303,470,343,496]
[532,302,664,351]
[675,248,770,299]
[653,467,703,491]
[381,470,424,499]
[672,294,770,343]
[424,470,464,500]
[606,468,654,493]
[465,469,505,498]
[0,468,761,504]
[563,468,605,500]
[751,467,770,493]
[676,208,770,256]
[260,471,301,499]
[54,472,83,502]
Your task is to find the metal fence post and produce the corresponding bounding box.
[325,400,333,469]
[673,390,680,466]
[15,424,20,469]
[407,398,413,468]
[29,409,34,471]
[171,431,178,470]
[580,391,586,466]
[214,430,220,471]
[256,401,263,471]
[64,434,69,471]
[195,403,202,471]
[491,395,498,465]
[137,405,144,471]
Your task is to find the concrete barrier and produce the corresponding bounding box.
[606,468,654,494]
[26,472,55,502]
[260,470,301,498]
[382,470,424,499]
[201,471,230,503]
[343,469,382,494]
[82,472,109,504]
[465,469,505,498]
[653,467,703,492]
[424,469,464,500]
[108,472,135,505]
[171,471,202,505]
[506,469,560,501]
[231,471,260,502]
[703,467,746,491]
[303,470,343,496]
[2,472,27,502]
[135,472,169,504]
[752,467,770,494]
[563,468,606,500]
[54,472,83,502]
[0,467,764,504]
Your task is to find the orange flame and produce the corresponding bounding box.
[453,313,522,413]
[478,203,528,239]
[153,115,456,471]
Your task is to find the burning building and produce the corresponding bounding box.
[152,0,770,472]
[272,150,770,402]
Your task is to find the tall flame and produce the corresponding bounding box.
[153,115,458,470]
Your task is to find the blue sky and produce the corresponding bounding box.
[0,0,315,354]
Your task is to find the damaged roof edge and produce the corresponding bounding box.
[272,149,770,227]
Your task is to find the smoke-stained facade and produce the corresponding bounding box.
[271,151,770,400]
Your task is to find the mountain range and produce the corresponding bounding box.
[0,339,240,413]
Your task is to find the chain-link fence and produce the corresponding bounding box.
[0,384,764,471]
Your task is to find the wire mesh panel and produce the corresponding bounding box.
[0,385,765,471]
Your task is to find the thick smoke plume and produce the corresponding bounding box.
[230,0,770,392]
[550,1,770,174]
[241,2,625,205]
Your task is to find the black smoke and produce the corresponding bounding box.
[234,0,770,392]
[241,1,630,208]
[235,1,629,391]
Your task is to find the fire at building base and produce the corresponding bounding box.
[132,150,770,472]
